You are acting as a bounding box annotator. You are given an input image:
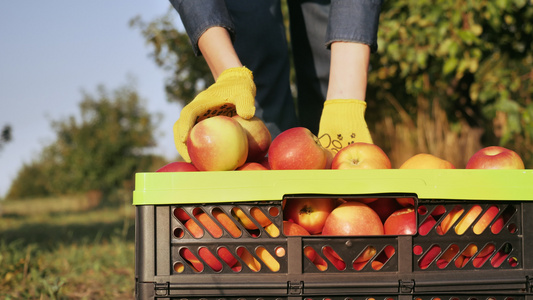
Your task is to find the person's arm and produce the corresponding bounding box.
[198,27,243,79]
[326,42,370,101]
[317,1,382,150]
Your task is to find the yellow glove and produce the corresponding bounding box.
[318,99,373,153]
[174,66,256,162]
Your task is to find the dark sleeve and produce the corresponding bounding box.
[326,0,383,52]
[169,0,235,56]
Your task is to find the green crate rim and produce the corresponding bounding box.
[132,169,533,205]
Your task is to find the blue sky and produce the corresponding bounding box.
[0,1,186,197]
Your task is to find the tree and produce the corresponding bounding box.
[366,0,533,167]
[6,83,163,200]
[130,9,213,105]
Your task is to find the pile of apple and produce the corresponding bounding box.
[281,195,511,270]
[161,116,525,272]
[158,115,526,172]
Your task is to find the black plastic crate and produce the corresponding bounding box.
[133,170,533,299]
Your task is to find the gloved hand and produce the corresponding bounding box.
[173,66,256,162]
[318,99,373,153]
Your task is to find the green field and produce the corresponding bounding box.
[0,195,136,299]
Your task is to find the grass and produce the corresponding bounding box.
[0,195,136,299]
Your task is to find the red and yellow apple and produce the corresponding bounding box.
[436,245,459,269]
[232,207,272,230]
[331,142,391,169]
[399,153,455,169]
[322,201,384,236]
[283,198,337,234]
[466,146,525,169]
[237,247,261,272]
[156,161,199,172]
[263,223,280,237]
[187,115,248,171]
[384,207,416,235]
[185,211,241,239]
[473,205,501,234]
[283,221,318,261]
[268,127,329,170]
[455,205,484,235]
[232,115,272,163]
[236,162,269,171]
[437,205,464,234]
[322,246,346,270]
[180,248,204,272]
[256,247,280,272]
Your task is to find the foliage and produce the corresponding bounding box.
[6,83,164,200]
[366,0,533,166]
[130,9,213,105]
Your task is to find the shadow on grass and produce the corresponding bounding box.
[0,209,135,251]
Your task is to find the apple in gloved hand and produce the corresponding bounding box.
[232,115,271,163]
[187,116,248,171]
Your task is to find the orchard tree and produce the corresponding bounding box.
[6,83,163,200]
[366,0,533,166]
[130,9,213,105]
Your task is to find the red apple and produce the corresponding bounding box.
[198,247,223,271]
[236,162,269,171]
[156,161,199,172]
[384,207,416,235]
[184,212,241,271]
[283,198,337,234]
[283,221,317,262]
[180,248,204,272]
[466,146,525,169]
[257,156,271,169]
[396,197,415,207]
[232,115,272,163]
[418,245,441,269]
[322,201,384,236]
[187,115,248,171]
[367,198,404,223]
[331,142,391,169]
[436,245,459,269]
[322,246,346,270]
[473,205,500,234]
[418,215,437,236]
[399,153,455,169]
[268,127,329,170]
